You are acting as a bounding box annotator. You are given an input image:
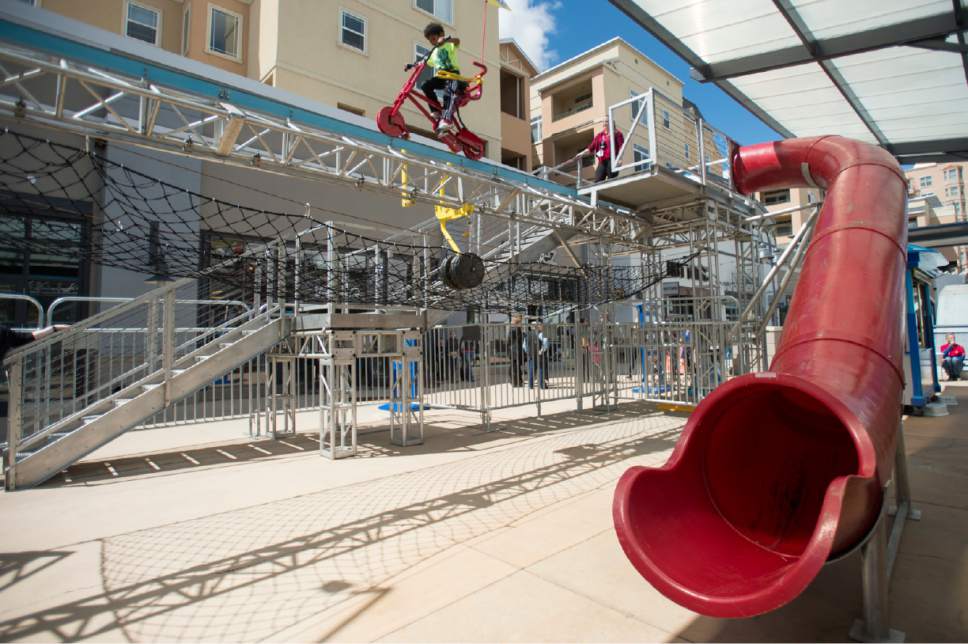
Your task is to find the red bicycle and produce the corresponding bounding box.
[377,46,487,160]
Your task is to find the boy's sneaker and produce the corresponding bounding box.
[436,119,456,134]
[431,110,442,121]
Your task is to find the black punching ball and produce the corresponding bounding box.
[443,253,485,290]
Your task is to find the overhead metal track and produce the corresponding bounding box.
[0,34,649,249]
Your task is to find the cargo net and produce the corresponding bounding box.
[0,129,669,310]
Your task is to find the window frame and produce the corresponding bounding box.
[530,117,542,144]
[762,189,791,206]
[414,42,435,86]
[338,8,367,55]
[661,109,670,129]
[124,0,162,47]
[629,89,646,124]
[413,0,454,26]
[632,143,651,171]
[206,3,244,62]
[919,175,933,188]
[181,4,191,56]
[943,167,959,181]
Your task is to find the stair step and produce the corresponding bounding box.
[114,398,132,408]
[82,414,103,426]
[50,432,71,441]
[142,383,162,391]
[15,450,37,462]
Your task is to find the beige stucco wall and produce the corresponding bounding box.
[182,0,251,76]
[498,42,535,169]
[40,0,184,54]
[500,112,531,160]
[271,0,502,161]
[906,162,967,218]
[530,39,685,171]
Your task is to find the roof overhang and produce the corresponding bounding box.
[610,0,968,163]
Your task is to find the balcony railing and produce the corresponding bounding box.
[606,88,737,193]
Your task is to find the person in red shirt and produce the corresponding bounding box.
[572,124,625,183]
[940,333,965,381]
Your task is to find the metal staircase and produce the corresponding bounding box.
[3,277,288,490]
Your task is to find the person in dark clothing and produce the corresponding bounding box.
[1,325,70,363]
[507,315,524,387]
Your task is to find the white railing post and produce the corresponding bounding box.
[162,288,175,403]
[5,356,23,490]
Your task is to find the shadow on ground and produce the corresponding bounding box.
[43,401,669,487]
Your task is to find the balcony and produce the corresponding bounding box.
[575,88,757,212]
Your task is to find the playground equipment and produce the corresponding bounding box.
[377,45,488,160]
[613,136,914,625]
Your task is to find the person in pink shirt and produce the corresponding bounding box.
[572,124,625,183]
[940,333,965,381]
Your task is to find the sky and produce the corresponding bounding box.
[498,0,782,145]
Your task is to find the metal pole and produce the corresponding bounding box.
[162,288,175,403]
[5,356,23,490]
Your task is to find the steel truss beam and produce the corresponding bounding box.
[0,43,650,249]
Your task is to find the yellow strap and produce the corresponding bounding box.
[435,69,483,87]
[433,177,474,254]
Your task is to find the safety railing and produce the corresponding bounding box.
[0,293,45,330]
[1,240,290,449]
[605,87,754,206]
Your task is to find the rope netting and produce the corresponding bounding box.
[0,129,669,311]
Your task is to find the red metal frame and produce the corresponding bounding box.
[613,136,908,618]
[377,53,487,160]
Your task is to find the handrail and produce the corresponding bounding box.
[46,296,250,325]
[0,293,44,329]
[3,239,282,366]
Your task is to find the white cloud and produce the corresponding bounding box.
[498,0,561,71]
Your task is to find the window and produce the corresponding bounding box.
[661,109,670,128]
[414,43,434,86]
[340,10,366,53]
[944,167,959,181]
[945,185,960,197]
[181,6,191,55]
[762,189,790,205]
[684,143,690,161]
[774,221,793,238]
[530,117,542,143]
[630,89,645,124]
[919,175,933,189]
[415,0,453,24]
[15,0,38,5]
[956,203,962,215]
[337,102,365,117]
[0,206,91,327]
[633,144,650,171]
[208,6,242,59]
[126,1,160,45]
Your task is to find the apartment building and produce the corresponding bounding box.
[498,39,537,171]
[906,162,967,220]
[754,187,822,246]
[30,0,506,162]
[529,37,684,183]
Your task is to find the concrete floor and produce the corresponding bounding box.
[0,388,965,642]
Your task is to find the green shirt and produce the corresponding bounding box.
[428,42,460,74]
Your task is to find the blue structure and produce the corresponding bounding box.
[904,244,946,411]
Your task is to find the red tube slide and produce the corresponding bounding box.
[613,136,908,617]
